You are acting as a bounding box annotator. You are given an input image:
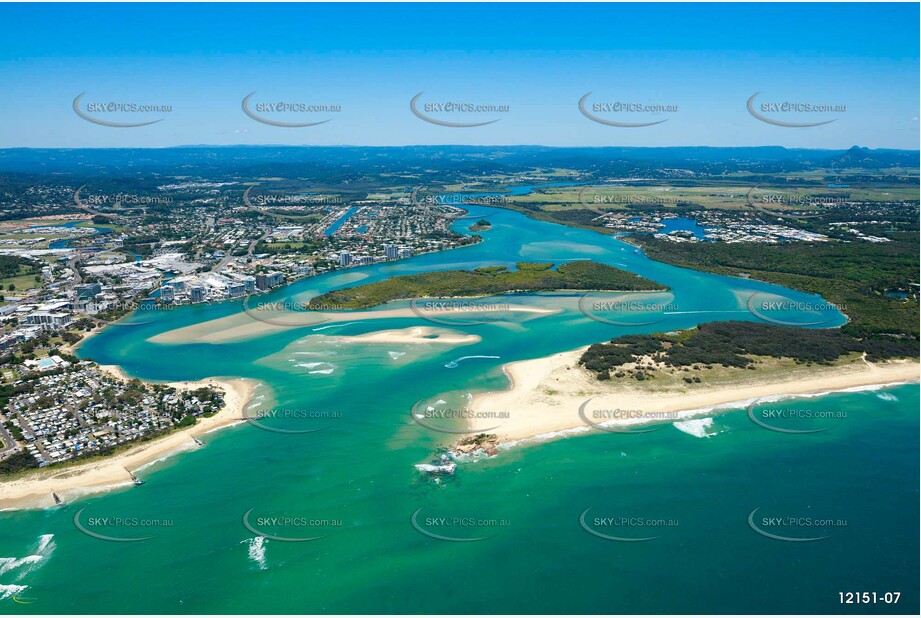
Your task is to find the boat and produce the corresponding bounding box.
[52,492,63,505]
[192,436,204,446]
[124,467,144,486]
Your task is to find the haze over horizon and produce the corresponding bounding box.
[1,144,916,152]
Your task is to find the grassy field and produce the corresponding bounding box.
[0,217,83,229]
[511,186,747,211]
[0,262,42,292]
[0,273,41,291]
[0,232,60,240]
[77,220,123,231]
[0,232,71,249]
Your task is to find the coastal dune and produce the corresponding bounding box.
[0,374,257,511]
[468,348,920,444]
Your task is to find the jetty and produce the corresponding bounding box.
[124,467,144,486]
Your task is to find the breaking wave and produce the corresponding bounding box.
[673,417,716,438]
[0,534,56,601]
[242,536,267,570]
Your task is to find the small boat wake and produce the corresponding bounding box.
[444,355,500,369]
[312,322,358,332]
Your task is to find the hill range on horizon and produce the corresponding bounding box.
[0,145,917,177]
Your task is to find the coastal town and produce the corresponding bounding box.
[593,210,834,243]
[1,364,224,470]
[589,198,906,244]
[0,181,480,475]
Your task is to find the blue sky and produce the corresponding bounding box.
[1,2,918,149]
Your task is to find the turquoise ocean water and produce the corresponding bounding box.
[1,202,917,614]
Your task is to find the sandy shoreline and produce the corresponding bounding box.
[468,347,920,445]
[58,323,106,356]
[149,303,558,345]
[0,370,258,511]
[331,326,481,345]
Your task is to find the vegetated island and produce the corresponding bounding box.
[469,218,492,231]
[460,321,919,450]
[311,260,667,310]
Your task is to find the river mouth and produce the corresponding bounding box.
[23,190,899,616]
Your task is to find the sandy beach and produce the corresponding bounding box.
[468,347,920,445]
[0,371,257,511]
[58,323,106,356]
[332,326,480,345]
[149,302,558,345]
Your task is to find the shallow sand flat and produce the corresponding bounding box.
[0,375,257,511]
[332,326,480,345]
[148,303,556,345]
[468,348,920,444]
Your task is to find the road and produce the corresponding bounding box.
[210,227,271,272]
